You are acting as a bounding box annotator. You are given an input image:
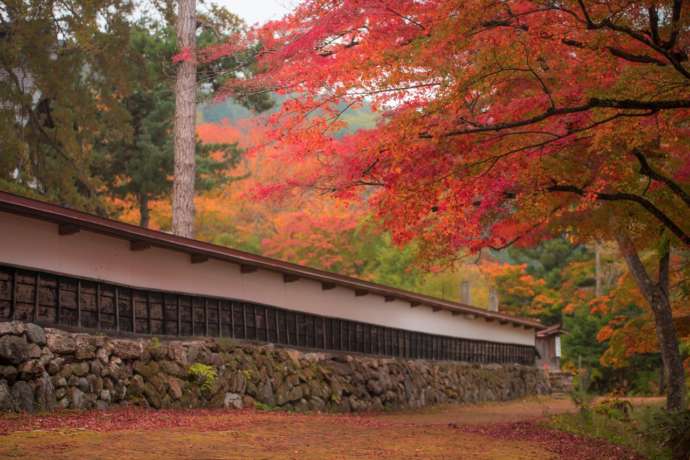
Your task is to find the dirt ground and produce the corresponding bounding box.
[0,396,656,460]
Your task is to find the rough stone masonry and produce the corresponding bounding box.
[0,321,551,413]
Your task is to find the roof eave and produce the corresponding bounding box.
[0,191,545,330]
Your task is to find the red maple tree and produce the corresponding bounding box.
[214,0,690,410]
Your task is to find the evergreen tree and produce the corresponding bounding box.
[93,10,271,227]
[0,0,137,212]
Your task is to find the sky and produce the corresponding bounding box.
[218,0,297,26]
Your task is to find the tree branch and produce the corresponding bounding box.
[665,0,684,49]
[442,98,686,136]
[607,47,667,66]
[577,0,690,80]
[632,149,690,209]
[547,183,690,246]
[648,5,662,46]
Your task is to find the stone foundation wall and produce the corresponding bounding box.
[0,322,550,413]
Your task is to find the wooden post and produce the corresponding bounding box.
[367,325,375,355]
[419,333,423,359]
[162,296,167,336]
[242,303,247,339]
[488,287,499,312]
[264,306,268,341]
[191,298,196,336]
[176,295,181,336]
[114,287,120,332]
[400,330,405,358]
[385,328,389,356]
[460,280,471,305]
[146,292,152,334]
[338,319,343,351]
[131,289,135,333]
[33,272,40,322]
[347,322,352,351]
[56,278,61,325]
[204,298,209,336]
[295,313,304,346]
[217,300,222,337]
[295,313,301,347]
[96,283,101,329]
[77,280,82,328]
[275,309,280,343]
[10,269,17,321]
[229,303,235,338]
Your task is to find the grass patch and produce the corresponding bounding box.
[254,401,279,412]
[548,400,680,460]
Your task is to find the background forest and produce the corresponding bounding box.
[1,0,688,399]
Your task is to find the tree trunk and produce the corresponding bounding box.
[616,232,686,411]
[172,0,197,238]
[595,242,602,297]
[139,193,150,228]
[659,359,667,396]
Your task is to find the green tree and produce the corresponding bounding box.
[505,238,592,290]
[562,303,612,391]
[0,0,137,212]
[93,10,271,227]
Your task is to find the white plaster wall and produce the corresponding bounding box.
[0,211,535,345]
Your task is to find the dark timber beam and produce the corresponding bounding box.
[432,307,442,312]
[240,264,257,274]
[499,319,509,325]
[355,289,368,297]
[410,301,421,308]
[190,254,209,264]
[451,311,462,316]
[283,274,299,283]
[384,296,395,302]
[130,240,151,251]
[58,223,80,235]
[322,282,336,290]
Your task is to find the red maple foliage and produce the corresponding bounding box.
[224,0,690,258]
[0,407,644,459]
[210,0,690,410]
[457,421,643,460]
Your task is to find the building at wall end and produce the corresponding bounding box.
[535,323,565,371]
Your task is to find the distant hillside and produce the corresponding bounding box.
[199,94,378,137]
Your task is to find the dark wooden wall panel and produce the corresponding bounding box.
[0,264,536,365]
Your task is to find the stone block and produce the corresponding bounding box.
[0,335,31,365]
